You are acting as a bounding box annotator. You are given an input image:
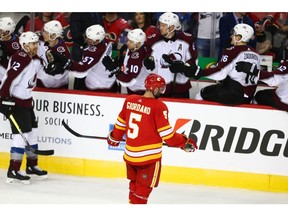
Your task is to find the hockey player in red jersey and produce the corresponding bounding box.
[107,73,198,204]
[0,32,49,184]
[144,12,198,98]
[0,17,21,85]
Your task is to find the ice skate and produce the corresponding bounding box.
[26,166,48,180]
[6,169,31,185]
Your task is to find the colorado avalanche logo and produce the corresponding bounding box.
[131,52,139,59]
[57,46,66,53]
[18,51,27,57]
[12,42,20,50]
[160,52,182,67]
[88,46,97,52]
[28,75,37,89]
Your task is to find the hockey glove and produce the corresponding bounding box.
[107,130,121,147]
[183,64,202,79]
[44,62,65,76]
[0,97,15,117]
[235,61,259,74]
[181,135,198,153]
[49,51,73,70]
[162,54,184,73]
[162,54,201,79]
[102,56,121,77]
[143,56,155,70]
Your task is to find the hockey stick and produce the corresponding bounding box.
[62,120,114,140]
[62,120,174,147]
[9,114,54,156]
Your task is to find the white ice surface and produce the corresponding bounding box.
[0,169,287,216]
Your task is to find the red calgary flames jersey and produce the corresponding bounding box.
[112,94,186,166]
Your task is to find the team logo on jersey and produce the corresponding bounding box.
[28,75,37,89]
[88,46,97,52]
[131,52,139,59]
[160,52,182,68]
[57,46,66,53]
[147,33,156,39]
[12,42,20,50]
[18,51,27,57]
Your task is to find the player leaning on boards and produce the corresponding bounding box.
[144,12,198,98]
[107,73,198,204]
[102,28,151,95]
[0,32,49,184]
[235,56,288,111]
[44,24,119,92]
[0,17,21,85]
[164,23,260,105]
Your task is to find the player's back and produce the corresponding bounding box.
[121,94,169,165]
[123,94,167,145]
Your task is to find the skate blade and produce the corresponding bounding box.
[6,178,30,185]
[28,175,48,180]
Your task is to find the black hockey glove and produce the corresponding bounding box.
[162,54,183,73]
[44,62,65,76]
[102,56,121,77]
[235,61,259,74]
[0,97,15,117]
[143,56,155,70]
[162,54,202,79]
[48,51,72,70]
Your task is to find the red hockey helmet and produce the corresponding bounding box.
[144,73,166,94]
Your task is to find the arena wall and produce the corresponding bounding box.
[1,87,287,192]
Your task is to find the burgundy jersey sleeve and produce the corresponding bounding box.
[200,46,252,77]
[145,31,162,56]
[0,34,21,68]
[70,40,111,72]
[260,61,288,80]
[177,32,198,65]
[0,51,30,97]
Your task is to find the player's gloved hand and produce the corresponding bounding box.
[44,62,65,76]
[162,54,201,79]
[48,51,72,70]
[0,97,15,117]
[162,54,184,73]
[102,55,121,76]
[107,130,121,147]
[235,61,259,74]
[143,56,155,70]
[181,134,198,153]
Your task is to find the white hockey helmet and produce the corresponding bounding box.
[19,31,39,49]
[233,23,254,42]
[0,17,16,35]
[43,20,63,38]
[158,12,181,31]
[127,28,146,47]
[85,24,105,42]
